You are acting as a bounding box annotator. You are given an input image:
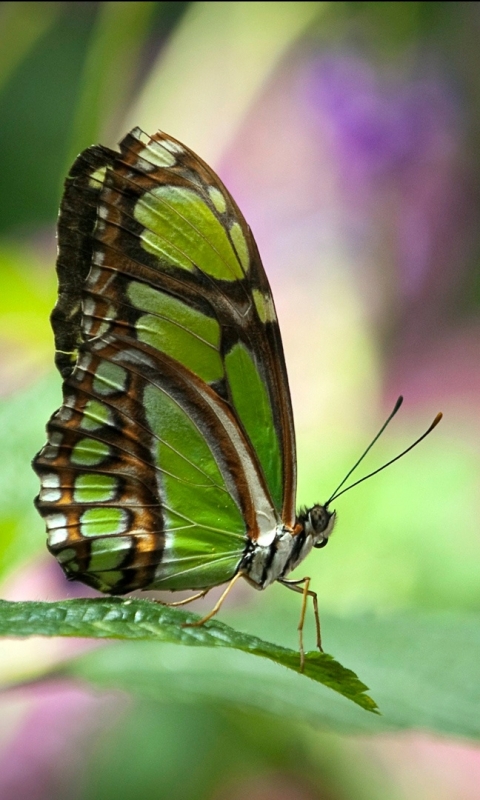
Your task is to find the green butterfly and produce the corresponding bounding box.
[32,128,440,664]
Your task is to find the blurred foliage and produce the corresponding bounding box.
[0,3,96,234]
[0,377,59,578]
[0,2,479,799]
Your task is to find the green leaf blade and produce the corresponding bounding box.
[0,597,375,712]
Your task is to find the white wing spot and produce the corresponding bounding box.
[93,251,105,266]
[46,513,68,545]
[54,404,73,422]
[40,473,62,501]
[160,139,184,154]
[48,528,69,546]
[139,142,176,168]
[42,431,63,459]
[40,487,62,502]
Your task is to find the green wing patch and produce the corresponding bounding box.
[143,383,246,590]
[127,280,223,383]
[225,343,283,511]
[134,186,249,280]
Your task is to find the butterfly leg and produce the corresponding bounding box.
[278,577,323,671]
[164,589,211,607]
[182,570,245,628]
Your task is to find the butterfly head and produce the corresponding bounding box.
[299,505,336,549]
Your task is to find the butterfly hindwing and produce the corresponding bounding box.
[33,128,297,593]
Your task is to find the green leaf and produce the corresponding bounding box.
[326,610,480,740]
[3,604,480,739]
[0,597,375,713]
[229,605,480,739]
[0,2,61,93]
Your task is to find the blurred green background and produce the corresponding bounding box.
[0,2,479,798]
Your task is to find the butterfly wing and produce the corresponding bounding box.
[33,128,297,593]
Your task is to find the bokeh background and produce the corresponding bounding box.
[0,2,479,798]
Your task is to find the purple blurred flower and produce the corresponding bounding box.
[306,52,463,298]
[0,682,124,800]
[304,52,479,407]
[309,55,458,177]
[0,560,109,800]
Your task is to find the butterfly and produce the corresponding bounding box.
[32,128,441,665]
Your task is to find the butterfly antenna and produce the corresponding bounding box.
[328,411,443,504]
[325,396,404,506]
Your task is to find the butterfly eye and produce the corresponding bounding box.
[308,505,330,534]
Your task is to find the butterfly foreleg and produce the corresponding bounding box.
[182,570,245,628]
[162,589,211,607]
[278,576,323,672]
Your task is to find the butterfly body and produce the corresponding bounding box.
[33,128,335,601]
[242,508,335,590]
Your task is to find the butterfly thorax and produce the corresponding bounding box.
[242,506,336,590]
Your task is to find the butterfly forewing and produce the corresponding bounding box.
[33,128,297,594]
